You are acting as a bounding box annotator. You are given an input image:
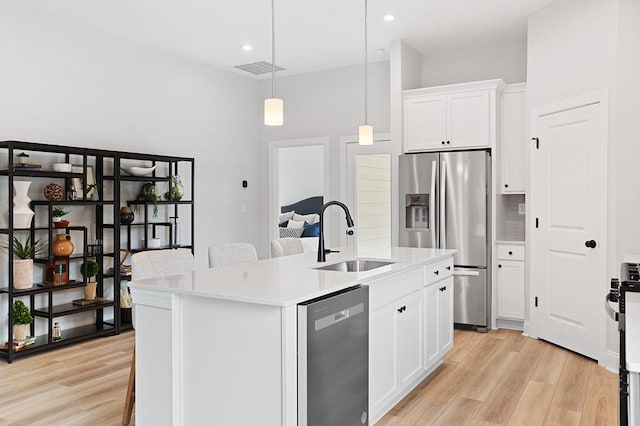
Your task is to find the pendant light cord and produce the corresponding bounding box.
[271,0,276,98]
[364,0,368,125]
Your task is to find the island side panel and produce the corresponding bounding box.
[133,290,174,425]
[180,295,285,425]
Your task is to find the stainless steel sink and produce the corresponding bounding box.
[314,259,396,272]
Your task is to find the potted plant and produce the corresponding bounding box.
[3,236,46,289]
[80,260,100,300]
[11,300,33,341]
[137,182,159,217]
[52,206,70,228]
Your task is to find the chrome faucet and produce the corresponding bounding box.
[317,201,355,262]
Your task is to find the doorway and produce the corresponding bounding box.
[343,137,395,247]
[530,92,607,362]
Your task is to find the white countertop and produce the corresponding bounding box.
[130,246,456,307]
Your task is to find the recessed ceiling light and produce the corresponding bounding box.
[374,48,385,55]
[241,43,253,51]
[383,13,395,22]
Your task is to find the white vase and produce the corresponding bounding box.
[13,181,34,229]
[13,323,29,341]
[13,259,34,289]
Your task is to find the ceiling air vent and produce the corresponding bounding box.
[234,61,285,75]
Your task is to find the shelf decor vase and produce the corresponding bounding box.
[52,234,74,257]
[120,207,135,225]
[12,181,34,229]
[13,259,34,289]
[84,282,97,300]
[13,323,29,341]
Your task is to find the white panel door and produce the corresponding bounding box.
[532,102,605,360]
[404,95,447,151]
[424,282,440,370]
[438,277,454,353]
[501,87,527,193]
[496,260,525,320]
[448,90,490,149]
[396,290,424,387]
[369,303,397,410]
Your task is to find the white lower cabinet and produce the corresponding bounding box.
[369,258,455,423]
[496,243,525,322]
[369,267,425,422]
[424,276,453,372]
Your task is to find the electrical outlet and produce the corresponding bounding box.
[518,203,525,215]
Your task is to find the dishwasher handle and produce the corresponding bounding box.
[315,303,365,331]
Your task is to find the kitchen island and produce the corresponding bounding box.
[130,246,456,425]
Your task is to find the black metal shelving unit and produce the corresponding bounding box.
[0,141,195,362]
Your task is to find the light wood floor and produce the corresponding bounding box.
[0,329,617,425]
[0,332,135,425]
[379,329,618,426]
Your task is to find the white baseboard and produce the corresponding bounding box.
[605,349,619,373]
[496,318,524,331]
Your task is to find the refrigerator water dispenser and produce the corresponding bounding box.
[405,194,429,229]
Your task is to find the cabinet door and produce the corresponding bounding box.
[369,303,398,410]
[404,95,447,152]
[501,89,527,194]
[424,282,440,370]
[397,290,424,387]
[438,277,454,354]
[447,90,491,149]
[497,260,525,320]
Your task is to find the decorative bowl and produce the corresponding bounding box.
[52,163,72,172]
[121,166,156,177]
[43,183,65,201]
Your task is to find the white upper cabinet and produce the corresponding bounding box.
[500,83,527,194]
[403,79,504,153]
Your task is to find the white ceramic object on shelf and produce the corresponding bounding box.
[121,166,156,177]
[12,181,34,229]
[13,259,34,289]
[52,163,72,172]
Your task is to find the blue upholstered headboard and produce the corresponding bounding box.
[280,196,324,215]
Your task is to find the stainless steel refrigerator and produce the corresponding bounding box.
[399,151,491,331]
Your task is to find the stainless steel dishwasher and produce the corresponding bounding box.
[298,285,369,426]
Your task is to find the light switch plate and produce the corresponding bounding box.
[518,203,525,215]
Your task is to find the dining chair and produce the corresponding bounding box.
[122,248,194,425]
[270,238,304,258]
[208,243,258,268]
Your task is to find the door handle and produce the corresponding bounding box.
[585,240,597,249]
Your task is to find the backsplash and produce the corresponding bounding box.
[497,194,525,241]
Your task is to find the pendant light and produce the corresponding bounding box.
[358,0,373,145]
[264,0,284,126]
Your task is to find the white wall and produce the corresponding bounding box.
[278,145,324,207]
[259,61,391,255]
[616,0,640,263]
[422,39,527,87]
[0,3,262,267]
[0,4,262,337]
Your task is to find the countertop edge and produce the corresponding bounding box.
[130,248,457,307]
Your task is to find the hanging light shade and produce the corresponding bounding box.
[359,124,373,145]
[264,0,284,126]
[265,98,283,126]
[358,0,373,145]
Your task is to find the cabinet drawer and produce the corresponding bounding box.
[424,257,454,286]
[369,267,424,312]
[497,245,525,261]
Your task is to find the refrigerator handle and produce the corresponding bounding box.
[440,160,447,248]
[430,160,437,248]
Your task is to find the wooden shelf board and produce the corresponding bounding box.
[32,300,114,317]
